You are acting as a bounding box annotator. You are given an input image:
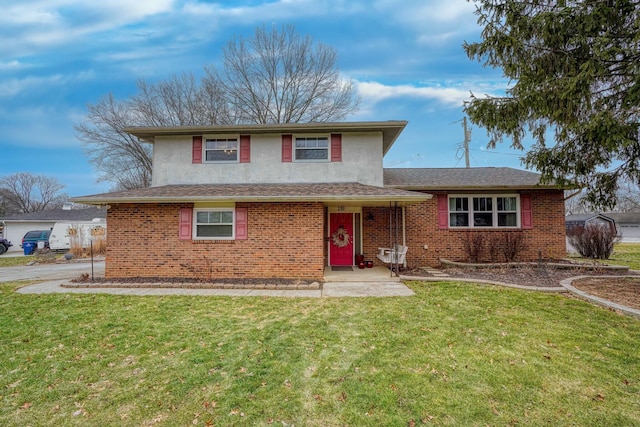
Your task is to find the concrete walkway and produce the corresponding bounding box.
[16,279,414,298]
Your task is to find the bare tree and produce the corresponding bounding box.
[76,25,359,189]
[610,180,640,213]
[565,190,589,215]
[565,177,640,215]
[131,73,233,127]
[77,93,153,190]
[209,24,360,124]
[0,173,67,213]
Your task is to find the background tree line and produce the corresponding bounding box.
[0,173,67,216]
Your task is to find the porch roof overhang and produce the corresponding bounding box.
[124,121,407,155]
[71,182,431,207]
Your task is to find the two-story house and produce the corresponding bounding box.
[73,120,567,281]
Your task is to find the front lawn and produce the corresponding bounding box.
[0,256,31,268]
[0,252,60,268]
[607,242,640,270]
[1,281,639,426]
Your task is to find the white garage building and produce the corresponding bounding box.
[0,206,106,253]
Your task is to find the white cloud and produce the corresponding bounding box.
[181,0,322,25]
[357,80,471,108]
[0,60,28,71]
[0,71,95,98]
[0,105,81,148]
[372,0,478,46]
[0,0,176,57]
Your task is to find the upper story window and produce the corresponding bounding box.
[449,195,519,228]
[294,136,329,161]
[205,137,238,163]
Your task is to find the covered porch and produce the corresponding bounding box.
[325,196,430,276]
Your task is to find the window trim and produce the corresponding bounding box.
[203,135,240,164]
[448,194,520,229]
[193,208,235,240]
[293,134,330,162]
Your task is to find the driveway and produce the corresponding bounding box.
[0,261,105,282]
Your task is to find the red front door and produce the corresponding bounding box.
[329,213,354,265]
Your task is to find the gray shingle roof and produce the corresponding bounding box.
[1,207,106,222]
[384,167,556,190]
[603,212,640,225]
[71,182,430,206]
[565,213,615,223]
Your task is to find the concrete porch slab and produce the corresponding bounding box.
[323,266,400,282]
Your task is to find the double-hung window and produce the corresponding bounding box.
[294,136,329,161]
[204,137,238,162]
[194,209,234,239]
[496,196,518,226]
[449,197,470,227]
[449,195,519,228]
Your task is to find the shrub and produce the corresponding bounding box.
[502,232,526,262]
[567,223,619,259]
[463,233,484,263]
[487,235,501,262]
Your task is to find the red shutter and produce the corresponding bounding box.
[179,208,193,240]
[437,194,449,229]
[331,134,342,162]
[521,194,533,229]
[192,136,203,164]
[235,208,248,240]
[240,135,250,163]
[282,134,292,162]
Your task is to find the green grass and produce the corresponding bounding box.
[1,281,639,426]
[607,243,640,270]
[0,252,63,268]
[0,256,31,268]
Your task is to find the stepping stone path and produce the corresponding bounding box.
[419,267,450,278]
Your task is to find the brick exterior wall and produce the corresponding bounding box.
[363,190,566,268]
[105,202,325,280]
[105,191,565,278]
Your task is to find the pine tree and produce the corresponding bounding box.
[465,0,640,209]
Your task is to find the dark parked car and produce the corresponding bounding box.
[0,238,11,255]
[21,230,51,254]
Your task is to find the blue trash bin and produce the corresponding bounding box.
[23,242,35,255]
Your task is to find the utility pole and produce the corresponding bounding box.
[463,116,471,168]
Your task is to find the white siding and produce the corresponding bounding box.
[151,131,384,187]
[2,222,54,253]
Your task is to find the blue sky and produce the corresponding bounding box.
[0,0,523,197]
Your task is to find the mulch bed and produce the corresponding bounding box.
[69,275,322,290]
[405,265,637,288]
[404,264,640,311]
[570,277,640,310]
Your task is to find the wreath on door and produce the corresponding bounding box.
[331,226,351,247]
